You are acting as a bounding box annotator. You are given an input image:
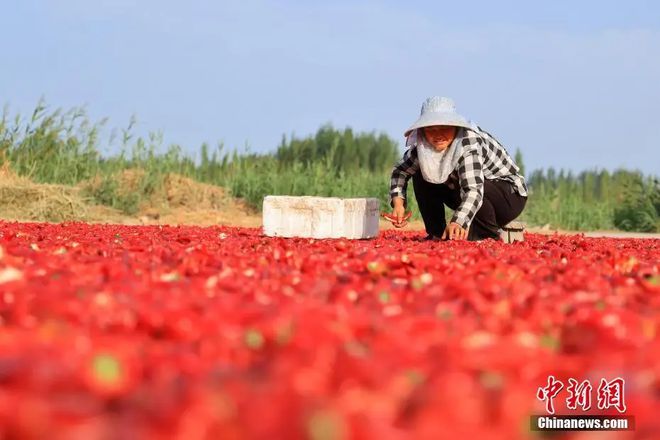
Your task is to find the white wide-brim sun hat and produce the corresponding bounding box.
[404,96,472,137]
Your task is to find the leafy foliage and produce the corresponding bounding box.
[613,176,660,232]
[526,168,658,232]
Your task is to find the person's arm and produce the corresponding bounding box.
[450,135,485,229]
[389,146,419,209]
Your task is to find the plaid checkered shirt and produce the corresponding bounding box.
[389,126,528,229]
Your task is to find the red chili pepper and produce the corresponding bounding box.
[381,211,412,224]
[0,221,657,438]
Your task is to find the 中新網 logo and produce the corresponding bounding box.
[537,375,626,414]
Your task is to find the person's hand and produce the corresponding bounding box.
[391,198,408,228]
[441,222,468,240]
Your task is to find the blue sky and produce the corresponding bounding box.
[1,0,659,174]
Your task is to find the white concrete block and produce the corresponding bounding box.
[262,196,380,239]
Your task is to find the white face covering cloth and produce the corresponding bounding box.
[410,128,465,185]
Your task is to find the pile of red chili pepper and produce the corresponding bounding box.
[0,221,658,439]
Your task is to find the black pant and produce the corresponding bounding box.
[412,172,527,241]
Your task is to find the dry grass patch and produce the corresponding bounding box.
[0,163,91,222]
[0,164,259,226]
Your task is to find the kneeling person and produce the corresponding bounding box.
[390,96,528,241]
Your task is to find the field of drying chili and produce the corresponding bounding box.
[0,221,658,439]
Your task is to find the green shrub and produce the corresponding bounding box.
[613,178,659,232]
